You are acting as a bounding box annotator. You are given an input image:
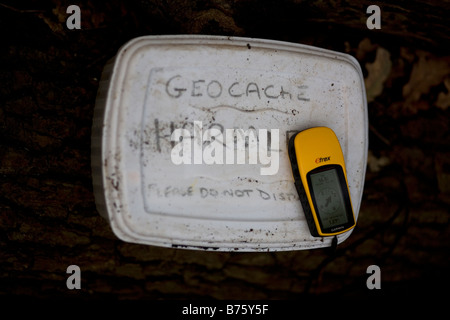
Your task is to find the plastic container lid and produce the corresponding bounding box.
[91,35,368,251]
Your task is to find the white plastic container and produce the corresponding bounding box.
[91,35,368,251]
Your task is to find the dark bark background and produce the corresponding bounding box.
[1,0,449,302]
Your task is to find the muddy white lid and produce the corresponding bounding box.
[91,35,368,251]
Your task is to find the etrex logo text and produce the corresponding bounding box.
[315,156,331,164]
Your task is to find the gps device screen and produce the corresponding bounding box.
[308,165,351,231]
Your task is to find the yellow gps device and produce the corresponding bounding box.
[288,127,356,237]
